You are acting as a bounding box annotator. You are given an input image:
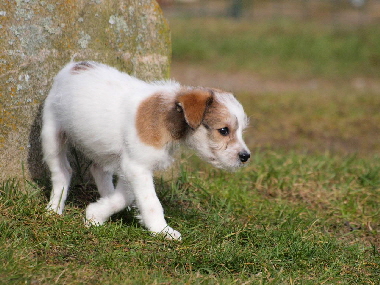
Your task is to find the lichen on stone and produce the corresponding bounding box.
[1,0,171,180]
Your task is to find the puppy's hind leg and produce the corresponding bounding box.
[41,119,72,215]
[90,163,115,197]
[114,177,135,209]
[85,177,134,226]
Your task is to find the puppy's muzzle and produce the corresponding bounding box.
[238,151,251,163]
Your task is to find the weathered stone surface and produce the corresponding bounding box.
[0,0,171,181]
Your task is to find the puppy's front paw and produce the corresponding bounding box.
[84,217,102,228]
[152,226,182,241]
[85,203,107,226]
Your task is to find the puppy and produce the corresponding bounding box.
[41,61,250,240]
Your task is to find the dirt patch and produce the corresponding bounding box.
[171,62,380,94]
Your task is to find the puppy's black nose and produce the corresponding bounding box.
[239,151,250,163]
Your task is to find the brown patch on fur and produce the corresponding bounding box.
[176,89,214,129]
[71,61,95,74]
[165,104,189,140]
[136,94,189,148]
[136,95,169,148]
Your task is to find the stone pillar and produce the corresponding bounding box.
[0,0,171,181]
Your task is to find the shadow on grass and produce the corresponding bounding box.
[53,172,193,228]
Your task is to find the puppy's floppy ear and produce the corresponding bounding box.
[176,89,214,129]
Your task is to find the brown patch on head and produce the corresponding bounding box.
[136,94,189,148]
[176,89,214,129]
[203,97,240,152]
[71,61,95,74]
[204,98,233,129]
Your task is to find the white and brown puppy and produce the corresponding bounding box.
[41,61,250,240]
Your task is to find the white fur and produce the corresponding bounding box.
[41,61,250,240]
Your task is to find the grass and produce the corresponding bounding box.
[1,154,379,284]
[170,18,380,79]
[2,17,380,284]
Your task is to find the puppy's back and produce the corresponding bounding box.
[44,62,140,165]
[43,62,180,169]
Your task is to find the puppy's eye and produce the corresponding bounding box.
[218,127,229,136]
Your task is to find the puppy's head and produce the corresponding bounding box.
[177,88,250,170]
